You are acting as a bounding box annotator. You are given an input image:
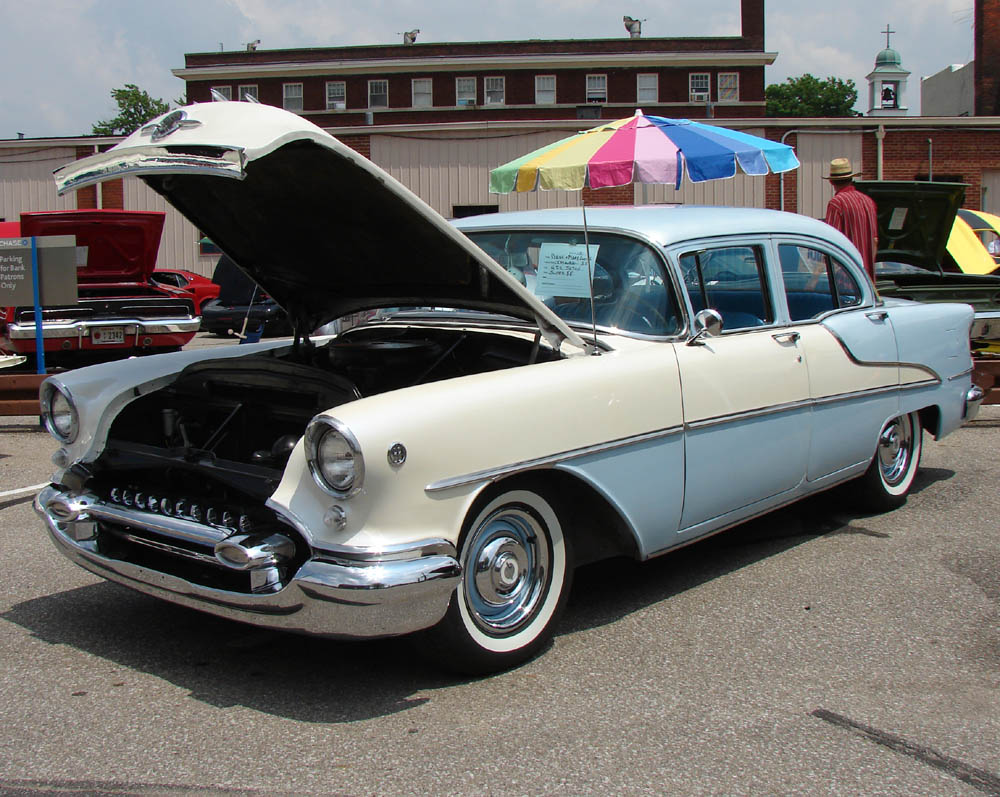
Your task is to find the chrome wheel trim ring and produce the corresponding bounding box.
[878,414,913,487]
[462,506,550,636]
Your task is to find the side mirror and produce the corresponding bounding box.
[687,308,723,346]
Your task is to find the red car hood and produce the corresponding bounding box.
[19,210,165,287]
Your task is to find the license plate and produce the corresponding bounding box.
[92,326,126,345]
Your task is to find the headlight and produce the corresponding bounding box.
[305,416,365,498]
[41,382,79,443]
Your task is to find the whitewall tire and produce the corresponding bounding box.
[418,488,572,674]
[857,411,923,511]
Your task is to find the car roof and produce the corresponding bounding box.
[453,205,855,253]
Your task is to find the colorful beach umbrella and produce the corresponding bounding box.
[490,110,799,194]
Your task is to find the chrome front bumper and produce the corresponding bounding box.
[34,486,461,639]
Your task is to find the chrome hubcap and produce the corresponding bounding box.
[464,506,550,635]
[878,415,913,486]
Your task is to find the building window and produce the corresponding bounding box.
[456,77,476,106]
[412,78,433,108]
[283,83,303,111]
[368,79,388,109]
[689,73,710,103]
[485,76,505,105]
[637,73,658,104]
[211,85,232,101]
[326,81,346,110]
[718,73,739,103]
[586,74,607,103]
[535,75,556,104]
[238,85,258,102]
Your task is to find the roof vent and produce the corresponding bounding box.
[624,16,644,38]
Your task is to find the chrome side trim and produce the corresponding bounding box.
[685,398,811,431]
[8,318,201,339]
[823,326,942,383]
[311,537,459,563]
[428,376,947,493]
[425,425,684,493]
[949,367,974,381]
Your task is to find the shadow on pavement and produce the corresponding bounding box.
[2,468,954,723]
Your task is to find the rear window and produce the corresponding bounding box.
[779,244,862,320]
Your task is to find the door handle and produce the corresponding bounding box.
[866,310,889,321]
[771,331,800,344]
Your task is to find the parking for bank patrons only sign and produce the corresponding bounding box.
[0,236,78,306]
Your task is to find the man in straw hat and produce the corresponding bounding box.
[824,157,878,279]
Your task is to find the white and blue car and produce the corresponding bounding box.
[35,102,983,673]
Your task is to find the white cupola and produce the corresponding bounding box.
[867,23,910,116]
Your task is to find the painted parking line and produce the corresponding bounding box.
[0,482,47,500]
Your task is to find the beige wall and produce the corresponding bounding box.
[371,130,581,218]
[981,170,1000,213]
[0,147,77,223]
[121,177,218,275]
[794,131,864,218]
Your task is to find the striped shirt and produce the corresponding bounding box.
[824,184,879,279]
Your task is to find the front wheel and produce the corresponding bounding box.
[855,411,923,511]
[417,488,572,675]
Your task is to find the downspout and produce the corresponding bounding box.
[779,129,796,211]
[876,125,885,180]
[927,138,933,181]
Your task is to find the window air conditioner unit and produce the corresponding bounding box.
[458,98,476,107]
[690,91,710,102]
[331,101,346,110]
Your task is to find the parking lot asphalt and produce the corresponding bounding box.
[0,351,997,795]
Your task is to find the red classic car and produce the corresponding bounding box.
[1,210,199,365]
[151,268,221,314]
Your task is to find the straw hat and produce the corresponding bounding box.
[826,157,859,180]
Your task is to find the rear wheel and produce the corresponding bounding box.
[856,411,922,511]
[418,488,572,675]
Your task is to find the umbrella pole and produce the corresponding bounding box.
[581,202,600,355]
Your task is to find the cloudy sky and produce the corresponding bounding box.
[0,0,976,140]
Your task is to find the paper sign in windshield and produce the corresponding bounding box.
[536,243,599,298]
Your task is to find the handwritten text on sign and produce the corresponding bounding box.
[535,243,600,298]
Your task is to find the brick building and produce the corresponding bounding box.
[175,0,772,125]
[3,0,1000,274]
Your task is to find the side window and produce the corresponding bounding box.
[679,245,772,330]
[778,244,862,321]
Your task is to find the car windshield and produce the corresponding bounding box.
[464,230,681,335]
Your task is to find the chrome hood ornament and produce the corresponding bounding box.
[139,110,203,142]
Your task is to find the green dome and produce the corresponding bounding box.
[875,47,902,67]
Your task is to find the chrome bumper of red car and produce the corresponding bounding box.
[7,317,200,340]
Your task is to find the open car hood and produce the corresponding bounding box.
[19,209,165,286]
[855,180,966,271]
[54,102,587,352]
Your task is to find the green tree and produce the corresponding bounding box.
[766,74,858,117]
[91,84,170,136]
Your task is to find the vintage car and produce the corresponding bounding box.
[151,267,220,314]
[859,181,1000,346]
[34,102,983,673]
[199,255,289,337]
[1,210,199,365]
[952,208,1000,275]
